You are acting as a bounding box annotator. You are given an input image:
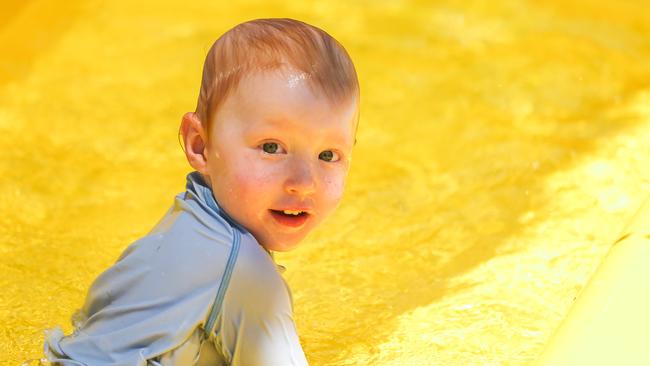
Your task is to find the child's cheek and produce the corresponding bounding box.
[322,170,347,207]
[232,155,275,204]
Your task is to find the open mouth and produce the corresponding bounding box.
[269,209,310,228]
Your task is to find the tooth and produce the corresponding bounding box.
[283,210,302,215]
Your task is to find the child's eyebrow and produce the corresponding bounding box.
[253,118,354,148]
[323,132,354,148]
[260,117,291,128]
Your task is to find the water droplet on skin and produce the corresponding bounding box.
[286,72,310,88]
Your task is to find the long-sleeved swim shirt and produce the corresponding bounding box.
[43,171,309,366]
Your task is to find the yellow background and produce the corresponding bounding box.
[1,1,649,365]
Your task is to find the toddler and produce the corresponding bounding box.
[39,18,359,366]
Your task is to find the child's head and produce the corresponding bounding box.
[180,18,359,252]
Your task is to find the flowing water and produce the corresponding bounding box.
[1,1,649,365]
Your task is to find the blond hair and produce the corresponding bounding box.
[194,18,359,137]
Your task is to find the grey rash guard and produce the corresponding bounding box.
[43,171,309,366]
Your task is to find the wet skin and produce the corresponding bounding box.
[185,69,358,252]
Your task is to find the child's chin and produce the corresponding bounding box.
[261,237,304,252]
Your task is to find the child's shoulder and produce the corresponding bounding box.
[112,210,278,292]
[226,233,294,311]
[114,214,237,284]
[234,232,284,280]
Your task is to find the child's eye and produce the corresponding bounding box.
[319,150,340,162]
[261,142,284,154]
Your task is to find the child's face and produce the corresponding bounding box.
[203,69,358,252]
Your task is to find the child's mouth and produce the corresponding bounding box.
[269,209,310,228]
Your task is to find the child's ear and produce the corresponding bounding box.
[180,112,209,173]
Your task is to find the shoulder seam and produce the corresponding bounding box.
[204,229,241,338]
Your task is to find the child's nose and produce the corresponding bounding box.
[284,159,316,196]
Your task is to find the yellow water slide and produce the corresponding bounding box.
[535,198,650,366]
[1,1,649,365]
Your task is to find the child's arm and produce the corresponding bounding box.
[212,234,309,366]
[43,234,230,365]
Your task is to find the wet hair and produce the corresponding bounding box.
[194,18,359,137]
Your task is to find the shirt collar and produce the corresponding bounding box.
[184,171,248,233]
[184,171,283,270]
